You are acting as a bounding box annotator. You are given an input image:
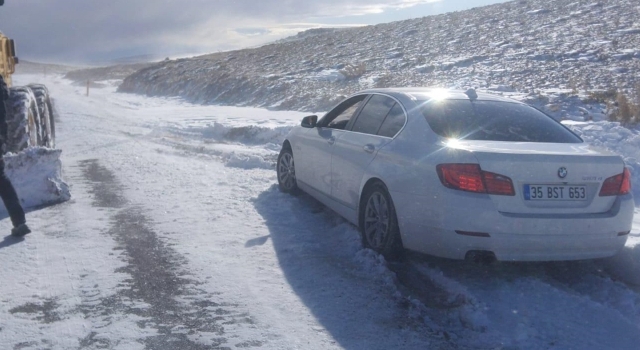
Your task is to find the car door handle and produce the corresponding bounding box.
[364,144,375,153]
[328,136,336,145]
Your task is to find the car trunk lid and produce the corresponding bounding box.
[448,140,625,214]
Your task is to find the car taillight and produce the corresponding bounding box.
[621,168,632,194]
[599,168,632,196]
[437,164,515,196]
[483,171,516,196]
[437,164,485,193]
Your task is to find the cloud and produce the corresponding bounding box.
[234,28,272,37]
[0,0,440,64]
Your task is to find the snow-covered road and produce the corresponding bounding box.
[1,75,639,349]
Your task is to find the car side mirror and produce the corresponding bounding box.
[301,115,318,128]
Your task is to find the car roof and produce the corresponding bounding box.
[358,87,522,103]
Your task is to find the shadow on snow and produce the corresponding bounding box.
[253,184,640,349]
[252,185,441,350]
[0,202,63,250]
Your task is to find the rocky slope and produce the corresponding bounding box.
[118,0,640,113]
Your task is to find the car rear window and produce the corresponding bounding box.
[420,100,582,143]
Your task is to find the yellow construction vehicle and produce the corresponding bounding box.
[0,0,55,153]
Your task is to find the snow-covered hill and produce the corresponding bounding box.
[118,0,640,113]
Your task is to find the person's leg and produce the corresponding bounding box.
[0,159,26,228]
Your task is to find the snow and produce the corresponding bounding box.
[310,69,346,82]
[564,120,640,201]
[2,147,70,213]
[0,74,639,349]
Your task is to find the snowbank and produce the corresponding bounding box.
[3,147,70,211]
[150,122,295,170]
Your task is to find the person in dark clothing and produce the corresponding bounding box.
[0,75,30,237]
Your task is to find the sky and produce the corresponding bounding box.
[0,0,510,65]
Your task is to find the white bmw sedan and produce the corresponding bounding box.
[276,88,633,261]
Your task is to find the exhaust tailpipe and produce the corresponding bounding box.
[465,250,497,265]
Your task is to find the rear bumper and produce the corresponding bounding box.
[425,228,628,261]
[393,191,633,261]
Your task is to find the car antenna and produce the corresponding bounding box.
[465,88,478,100]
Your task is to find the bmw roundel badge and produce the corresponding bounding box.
[558,167,568,179]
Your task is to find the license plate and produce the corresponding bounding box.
[523,185,587,201]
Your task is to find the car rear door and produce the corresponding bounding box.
[295,95,367,196]
[331,94,404,208]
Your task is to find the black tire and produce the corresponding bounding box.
[277,146,299,194]
[6,86,39,153]
[47,98,56,147]
[28,84,55,148]
[360,182,404,260]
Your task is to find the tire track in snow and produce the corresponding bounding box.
[79,159,259,349]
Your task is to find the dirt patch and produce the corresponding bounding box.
[9,299,62,324]
[79,159,127,208]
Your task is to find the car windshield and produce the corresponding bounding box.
[419,99,583,143]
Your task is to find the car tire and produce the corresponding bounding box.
[360,182,403,260]
[277,146,299,194]
[7,86,39,153]
[28,84,55,148]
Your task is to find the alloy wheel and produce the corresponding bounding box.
[364,192,390,249]
[278,152,296,191]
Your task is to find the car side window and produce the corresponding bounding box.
[378,103,406,138]
[351,94,395,135]
[321,95,367,130]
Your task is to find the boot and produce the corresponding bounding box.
[11,223,31,237]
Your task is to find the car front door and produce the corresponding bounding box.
[295,95,367,196]
[331,94,402,209]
